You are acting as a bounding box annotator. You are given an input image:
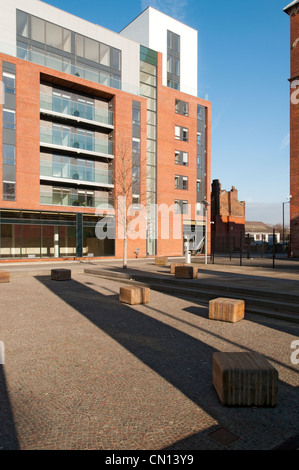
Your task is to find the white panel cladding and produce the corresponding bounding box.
[120,7,198,96]
[0,0,140,93]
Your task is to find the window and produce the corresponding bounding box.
[175,99,188,116]
[31,16,45,43]
[17,11,29,37]
[182,128,188,142]
[174,58,180,76]
[197,132,201,145]
[197,105,202,120]
[3,145,16,165]
[175,126,188,142]
[3,72,16,94]
[182,176,188,190]
[197,155,201,168]
[175,151,188,166]
[175,175,188,190]
[85,37,100,62]
[3,182,16,201]
[46,23,63,50]
[197,180,201,192]
[100,44,110,66]
[174,199,188,214]
[3,109,16,129]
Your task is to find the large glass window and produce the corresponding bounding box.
[46,23,63,49]
[3,182,16,201]
[31,16,45,43]
[17,10,29,37]
[3,72,16,94]
[100,44,110,66]
[3,145,16,165]
[85,38,99,62]
[3,109,16,129]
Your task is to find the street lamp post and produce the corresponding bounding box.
[202,199,210,265]
[282,196,292,247]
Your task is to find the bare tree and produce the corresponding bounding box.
[112,132,147,269]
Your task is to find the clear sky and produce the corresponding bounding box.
[44,0,292,225]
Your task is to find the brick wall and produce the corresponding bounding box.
[289,8,299,256]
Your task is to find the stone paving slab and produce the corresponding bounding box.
[0,273,298,450]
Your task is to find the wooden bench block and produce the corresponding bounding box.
[174,265,198,279]
[209,297,245,322]
[51,269,71,281]
[155,257,168,266]
[170,262,188,274]
[119,286,150,305]
[213,351,278,407]
[0,272,10,283]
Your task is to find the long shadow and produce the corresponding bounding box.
[0,365,19,449]
[35,275,299,450]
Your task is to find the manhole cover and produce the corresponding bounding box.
[208,427,240,446]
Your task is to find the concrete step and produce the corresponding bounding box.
[84,268,299,323]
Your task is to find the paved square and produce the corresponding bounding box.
[0,270,298,450]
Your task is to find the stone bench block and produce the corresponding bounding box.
[209,297,245,322]
[51,269,71,281]
[0,272,10,283]
[213,351,278,407]
[174,265,198,279]
[170,262,188,274]
[119,286,150,305]
[155,257,168,266]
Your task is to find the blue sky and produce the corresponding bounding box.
[45,0,292,225]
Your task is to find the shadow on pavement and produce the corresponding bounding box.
[0,365,19,449]
[35,275,299,450]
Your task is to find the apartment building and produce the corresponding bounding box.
[0,0,211,261]
[284,1,299,256]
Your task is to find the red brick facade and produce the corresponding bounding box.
[0,48,211,261]
[285,3,299,256]
[211,180,245,252]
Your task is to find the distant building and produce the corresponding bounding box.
[211,180,245,252]
[284,1,299,256]
[245,222,280,244]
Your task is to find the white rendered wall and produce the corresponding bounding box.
[120,7,198,97]
[0,0,140,94]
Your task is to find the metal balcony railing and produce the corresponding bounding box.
[40,93,114,127]
[40,127,113,156]
[40,191,114,208]
[40,160,113,185]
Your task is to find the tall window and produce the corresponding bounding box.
[3,109,16,129]
[167,30,180,90]
[3,72,16,94]
[175,99,188,116]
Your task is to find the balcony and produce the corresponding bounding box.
[40,160,114,187]
[16,45,140,96]
[40,190,114,209]
[40,127,113,158]
[40,93,114,129]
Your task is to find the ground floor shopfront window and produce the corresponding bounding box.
[0,210,115,259]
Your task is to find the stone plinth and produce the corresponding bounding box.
[119,286,150,305]
[51,269,71,281]
[170,262,188,274]
[0,272,10,283]
[155,257,168,266]
[209,297,245,322]
[174,266,198,279]
[213,351,278,407]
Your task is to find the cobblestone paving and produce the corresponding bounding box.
[0,272,298,450]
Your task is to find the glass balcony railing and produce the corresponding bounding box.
[40,93,114,127]
[40,160,113,185]
[40,127,113,155]
[16,44,140,96]
[40,191,114,208]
